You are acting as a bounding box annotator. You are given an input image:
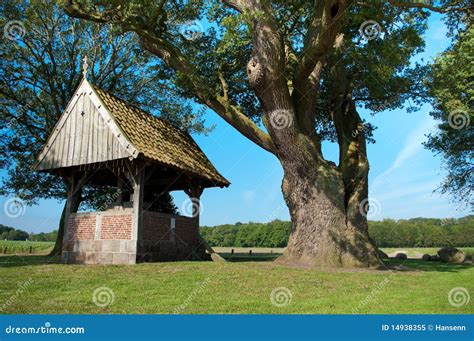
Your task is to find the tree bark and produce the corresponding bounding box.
[277,136,381,268]
[49,202,66,256]
[48,191,82,257]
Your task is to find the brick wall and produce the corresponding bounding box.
[67,214,96,240]
[142,212,198,243]
[65,210,202,264]
[142,213,171,241]
[175,216,199,244]
[100,215,132,240]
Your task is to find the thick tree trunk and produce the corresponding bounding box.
[279,158,381,268]
[276,61,382,268]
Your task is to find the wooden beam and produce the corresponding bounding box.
[131,168,145,241]
[184,179,204,198]
[184,179,203,223]
[115,177,124,206]
[62,172,83,243]
[144,164,158,183]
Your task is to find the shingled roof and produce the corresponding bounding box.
[93,86,229,187]
[35,78,229,188]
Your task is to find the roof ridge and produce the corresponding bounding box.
[90,84,185,132]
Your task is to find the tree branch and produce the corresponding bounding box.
[388,0,473,13]
[221,0,249,13]
[138,36,275,154]
[64,0,276,154]
[294,0,351,87]
[217,64,229,101]
[292,1,352,132]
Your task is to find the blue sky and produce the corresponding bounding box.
[1,13,471,234]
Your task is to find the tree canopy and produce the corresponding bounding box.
[425,25,473,208]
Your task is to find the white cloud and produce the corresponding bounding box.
[371,117,436,191]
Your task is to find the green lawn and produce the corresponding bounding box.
[213,246,474,259]
[0,254,472,314]
[381,247,474,258]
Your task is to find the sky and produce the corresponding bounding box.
[0,13,471,234]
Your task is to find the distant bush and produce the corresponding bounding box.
[368,216,474,247]
[201,216,474,248]
[201,220,291,248]
[0,224,57,242]
[29,230,58,242]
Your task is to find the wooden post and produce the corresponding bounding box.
[184,180,204,259]
[116,177,124,207]
[184,180,203,225]
[128,164,145,241]
[61,170,87,262]
[62,172,83,243]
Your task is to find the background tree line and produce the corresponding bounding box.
[0,224,57,241]
[201,216,474,248]
[3,215,472,246]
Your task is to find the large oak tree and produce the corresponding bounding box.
[63,0,470,267]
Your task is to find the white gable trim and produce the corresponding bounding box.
[35,79,139,169]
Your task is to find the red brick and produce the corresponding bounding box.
[67,215,96,240]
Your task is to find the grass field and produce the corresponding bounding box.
[1,251,472,314]
[0,240,54,254]
[382,247,474,258]
[214,246,474,261]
